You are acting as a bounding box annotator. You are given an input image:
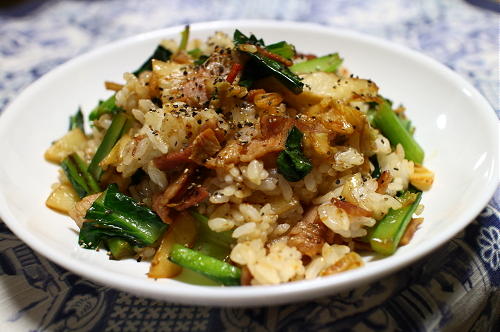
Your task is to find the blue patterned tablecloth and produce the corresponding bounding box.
[0,1,498,331]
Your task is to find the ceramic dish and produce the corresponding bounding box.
[0,21,497,306]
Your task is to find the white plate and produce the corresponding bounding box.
[0,20,497,306]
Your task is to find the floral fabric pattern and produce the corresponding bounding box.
[478,224,500,271]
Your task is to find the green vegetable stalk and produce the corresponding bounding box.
[368,190,422,255]
[169,244,241,286]
[79,184,168,249]
[87,112,130,181]
[61,153,101,198]
[178,25,190,51]
[372,101,424,164]
[265,41,296,60]
[290,53,343,73]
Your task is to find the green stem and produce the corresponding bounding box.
[179,25,190,51]
[368,190,422,255]
[71,153,101,194]
[88,113,130,180]
[290,53,343,73]
[169,244,241,286]
[372,101,424,164]
[61,153,100,198]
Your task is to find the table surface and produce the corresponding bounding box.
[0,0,498,331]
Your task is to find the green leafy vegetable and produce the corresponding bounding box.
[88,112,130,181]
[69,107,84,132]
[169,244,241,286]
[80,184,167,249]
[132,45,173,76]
[88,95,123,121]
[266,41,296,60]
[372,101,424,164]
[233,30,264,46]
[290,53,343,73]
[61,153,101,198]
[79,222,129,250]
[237,79,253,88]
[233,30,304,94]
[368,190,422,255]
[277,126,313,182]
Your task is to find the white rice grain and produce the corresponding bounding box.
[221,184,237,196]
[232,222,257,238]
[333,147,364,171]
[208,217,235,232]
[239,204,261,222]
[304,172,317,192]
[230,209,245,224]
[273,223,291,236]
[210,191,230,204]
[132,109,145,123]
[318,204,351,237]
[145,161,167,189]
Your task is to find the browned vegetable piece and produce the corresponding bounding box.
[148,212,197,279]
[332,198,373,217]
[399,217,424,246]
[240,115,294,162]
[288,206,332,257]
[321,252,363,276]
[376,170,393,194]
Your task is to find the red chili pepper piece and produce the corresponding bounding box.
[226,63,243,83]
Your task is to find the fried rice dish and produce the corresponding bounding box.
[45,27,434,286]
